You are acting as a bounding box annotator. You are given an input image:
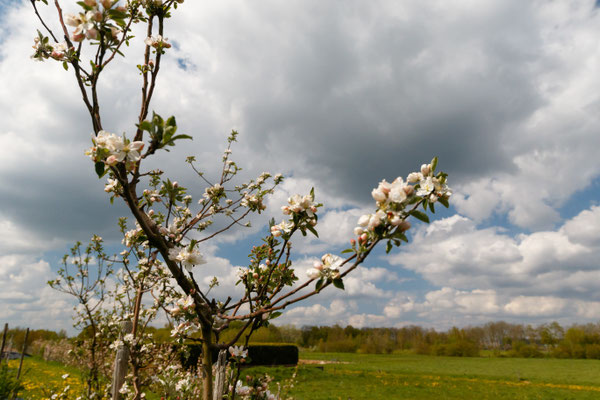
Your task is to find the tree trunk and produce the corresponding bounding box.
[201,324,214,400]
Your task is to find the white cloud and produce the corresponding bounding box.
[2,0,600,330]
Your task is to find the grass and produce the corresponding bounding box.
[7,357,85,399]
[245,352,600,399]
[8,352,600,399]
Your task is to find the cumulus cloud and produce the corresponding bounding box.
[2,0,600,329]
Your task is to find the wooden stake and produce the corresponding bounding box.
[111,320,133,400]
[16,328,29,379]
[0,323,7,364]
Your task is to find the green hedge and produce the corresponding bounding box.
[180,343,298,369]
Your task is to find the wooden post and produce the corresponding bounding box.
[0,323,7,364]
[12,328,29,400]
[111,321,133,400]
[16,328,29,379]
[212,350,228,400]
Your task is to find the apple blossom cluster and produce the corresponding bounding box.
[152,364,201,399]
[167,294,194,316]
[65,0,125,43]
[271,191,322,238]
[352,159,451,250]
[144,35,171,51]
[237,243,298,299]
[170,319,199,338]
[235,375,278,400]
[241,193,267,213]
[31,33,70,61]
[306,254,342,280]
[86,130,144,171]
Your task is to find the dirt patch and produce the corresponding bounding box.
[299,359,350,365]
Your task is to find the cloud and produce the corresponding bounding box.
[391,205,600,304]
[2,0,600,330]
[0,254,75,330]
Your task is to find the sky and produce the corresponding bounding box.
[1,0,600,334]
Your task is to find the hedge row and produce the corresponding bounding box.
[180,344,298,369]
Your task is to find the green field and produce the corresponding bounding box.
[9,352,600,399]
[249,352,600,399]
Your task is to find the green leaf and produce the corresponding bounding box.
[430,202,435,213]
[386,241,393,254]
[396,232,408,243]
[62,61,68,71]
[431,156,438,173]
[333,278,345,290]
[410,210,430,223]
[170,134,193,141]
[341,248,354,254]
[269,312,282,319]
[94,162,105,178]
[306,224,319,238]
[139,121,152,132]
[438,197,449,208]
[315,278,324,291]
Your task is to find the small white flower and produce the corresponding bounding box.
[229,345,248,358]
[168,247,207,272]
[416,177,435,196]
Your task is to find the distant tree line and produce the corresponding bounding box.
[11,320,600,360]
[293,321,600,358]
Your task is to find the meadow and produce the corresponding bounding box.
[10,352,600,399]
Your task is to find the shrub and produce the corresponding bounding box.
[181,344,299,369]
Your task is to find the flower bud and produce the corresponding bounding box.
[353,227,363,236]
[407,172,422,183]
[71,32,85,42]
[421,164,431,176]
[106,155,119,166]
[252,272,259,279]
[403,185,414,196]
[116,5,126,12]
[92,10,103,22]
[84,0,97,6]
[398,221,411,232]
[350,239,356,246]
[313,261,324,271]
[306,268,320,279]
[101,0,112,8]
[86,27,98,39]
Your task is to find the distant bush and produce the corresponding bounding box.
[585,344,600,359]
[509,341,543,358]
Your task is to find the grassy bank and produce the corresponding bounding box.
[9,352,600,399]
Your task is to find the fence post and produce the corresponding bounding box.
[111,320,133,400]
[212,349,228,400]
[16,328,29,379]
[12,328,29,400]
[0,323,7,363]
